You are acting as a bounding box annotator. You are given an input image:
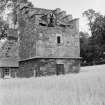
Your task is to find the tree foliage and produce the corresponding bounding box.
[81,9,105,66]
[91,15,105,45]
[0,0,34,39]
[82,9,100,35]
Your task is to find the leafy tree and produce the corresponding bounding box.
[0,17,9,39]
[82,9,105,65]
[0,0,8,39]
[82,9,100,35]
[80,32,102,66]
[91,15,105,45]
[80,31,89,64]
[91,15,105,61]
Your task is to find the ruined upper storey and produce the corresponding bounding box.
[17,3,80,60]
[17,3,77,28]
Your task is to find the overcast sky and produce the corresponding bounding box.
[29,0,105,33]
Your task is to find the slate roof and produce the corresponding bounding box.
[0,38,19,67]
[0,58,18,67]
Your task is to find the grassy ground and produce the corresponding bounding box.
[0,65,105,105]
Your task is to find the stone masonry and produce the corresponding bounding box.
[17,3,81,77]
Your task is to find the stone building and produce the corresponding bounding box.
[0,1,81,78]
[0,0,18,78]
[17,3,81,77]
[0,58,18,78]
[0,34,18,78]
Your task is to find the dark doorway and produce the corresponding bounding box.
[56,64,64,75]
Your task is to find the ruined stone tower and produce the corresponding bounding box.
[0,0,81,78]
[17,3,81,77]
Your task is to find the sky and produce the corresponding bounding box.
[29,0,105,34]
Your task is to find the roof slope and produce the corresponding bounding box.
[0,38,18,67]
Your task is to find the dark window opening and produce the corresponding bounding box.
[39,23,47,26]
[4,68,10,75]
[56,64,64,75]
[59,24,66,27]
[57,36,61,44]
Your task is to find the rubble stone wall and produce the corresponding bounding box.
[18,58,80,77]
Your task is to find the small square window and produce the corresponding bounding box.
[57,36,61,44]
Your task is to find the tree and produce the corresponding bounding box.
[80,30,103,65]
[0,0,8,39]
[82,9,100,35]
[91,15,105,45]
[91,15,105,61]
[82,9,105,65]
[80,31,90,65]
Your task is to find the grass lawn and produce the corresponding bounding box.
[0,65,105,105]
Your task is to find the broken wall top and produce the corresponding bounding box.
[18,3,76,28]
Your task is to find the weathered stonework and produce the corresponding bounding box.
[18,58,80,77]
[18,5,81,77]
[0,67,18,78]
[0,34,19,78]
[19,23,79,59]
[0,1,81,78]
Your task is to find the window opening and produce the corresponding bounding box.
[57,36,61,44]
[56,64,64,75]
[4,68,10,75]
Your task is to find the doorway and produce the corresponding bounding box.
[56,64,64,75]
